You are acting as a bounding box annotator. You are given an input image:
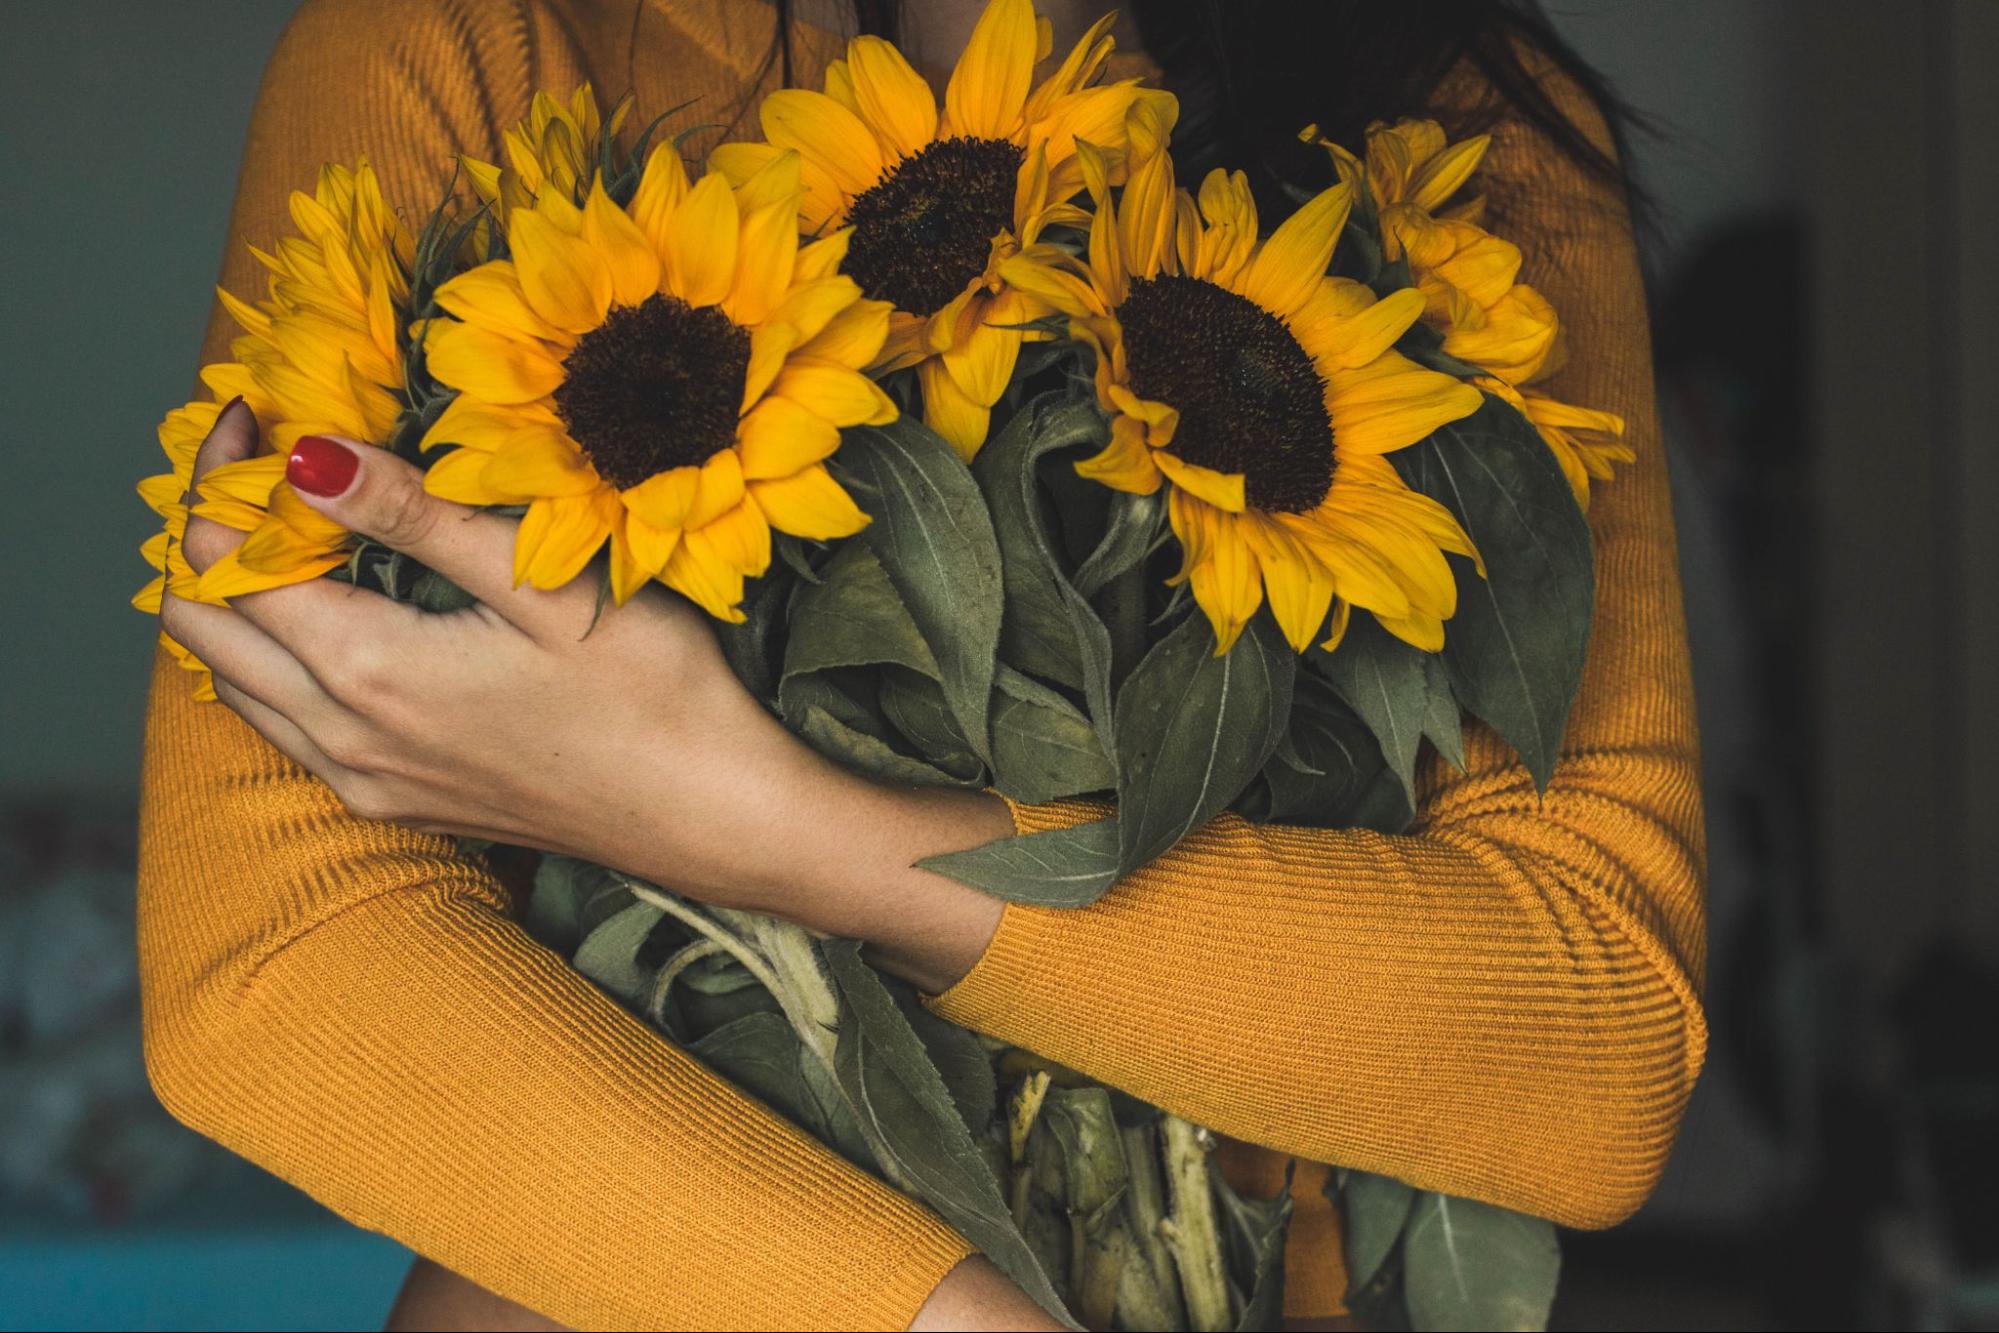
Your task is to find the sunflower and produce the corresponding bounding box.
[1000,114,1485,656]
[417,145,894,620]
[1317,119,1633,506]
[710,0,1161,459]
[462,84,632,224]
[135,158,414,689]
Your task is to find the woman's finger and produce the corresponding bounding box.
[210,673,352,786]
[157,589,336,719]
[282,434,601,640]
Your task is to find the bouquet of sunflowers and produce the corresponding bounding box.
[137,3,1630,1327]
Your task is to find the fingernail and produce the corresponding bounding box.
[288,435,360,497]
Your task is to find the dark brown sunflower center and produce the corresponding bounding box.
[844,136,1025,318]
[1117,275,1335,513]
[552,293,750,490]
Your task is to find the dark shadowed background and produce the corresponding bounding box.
[3,1,1995,1328]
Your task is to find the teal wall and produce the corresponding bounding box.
[0,1,302,794]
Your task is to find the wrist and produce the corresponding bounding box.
[748,759,1015,992]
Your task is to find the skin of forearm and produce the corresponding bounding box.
[620,719,1014,994]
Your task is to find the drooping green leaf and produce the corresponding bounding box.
[1334,1169,1417,1294]
[838,418,1005,764]
[1114,612,1295,874]
[715,557,796,707]
[973,396,1120,754]
[1243,673,1413,832]
[781,540,938,683]
[688,1011,817,1125]
[879,669,985,779]
[820,940,1072,1322]
[1421,651,1467,771]
[894,985,1000,1140]
[571,901,665,1007]
[1072,489,1166,600]
[1311,615,1433,805]
[991,665,1117,804]
[1401,1192,1560,1332]
[793,703,976,788]
[1217,1170,1293,1333]
[917,816,1122,907]
[527,853,634,954]
[1395,396,1593,790]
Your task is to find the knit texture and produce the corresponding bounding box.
[136,1,1705,1328]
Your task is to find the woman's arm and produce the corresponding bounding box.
[139,4,1053,1328]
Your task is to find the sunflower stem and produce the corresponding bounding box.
[1159,1115,1232,1333]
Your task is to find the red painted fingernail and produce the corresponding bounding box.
[288,435,360,497]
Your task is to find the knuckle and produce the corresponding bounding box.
[372,472,438,550]
[180,521,233,572]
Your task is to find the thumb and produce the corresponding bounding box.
[284,434,528,613]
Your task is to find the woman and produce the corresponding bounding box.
[140,0,1705,1328]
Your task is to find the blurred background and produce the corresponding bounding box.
[3,1,1995,1329]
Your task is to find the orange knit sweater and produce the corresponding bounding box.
[136,2,1706,1328]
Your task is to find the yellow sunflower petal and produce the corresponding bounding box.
[507,205,614,334]
[796,297,893,370]
[514,492,614,589]
[773,357,898,427]
[738,395,843,479]
[1172,494,1262,655]
[622,510,682,573]
[1239,181,1351,319]
[481,430,601,497]
[917,357,990,460]
[750,462,871,540]
[623,465,701,532]
[607,513,648,604]
[940,319,1022,410]
[690,496,773,580]
[661,171,740,310]
[432,262,563,345]
[761,89,885,200]
[1326,352,1484,454]
[1155,450,1246,513]
[1373,610,1444,652]
[846,35,939,160]
[726,196,803,327]
[689,447,750,530]
[1074,413,1163,495]
[425,320,566,403]
[1409,133,1490,213]
[943,0,1036,140]
[424,444,519,505]
[582,175,664,308]
[1243,515,1336,653]
[663,526,749,623]
[1292,280,1424,371]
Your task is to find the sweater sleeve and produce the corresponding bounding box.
[136,4,970,1328]
[930,68,1707,1231]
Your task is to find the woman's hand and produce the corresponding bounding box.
[160,404,1013,990]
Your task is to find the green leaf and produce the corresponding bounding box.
[878,669,985,779]
[991,665,1117,804]
[893,986,1000,1139]
[1396,396,1593,790]
[715,559,795,707]
[973,396,1120,753]
[1218,1171,1293,1333]
[820,940,1072,1322]
[1421,651,1467,771]
[916,817,1122,907]
[571,901,665,1007]
[781,540,938,683]
[527,853,633,954]
[688,1011,816,1124]
[1114,612,1295,873]
[1400,1192,1560,1332]
[1334,1169,1417,1294]
[1071,489,1165,600]
[793,703,976,788]
[839,418,1005,764]
[1311,615,1433,806]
